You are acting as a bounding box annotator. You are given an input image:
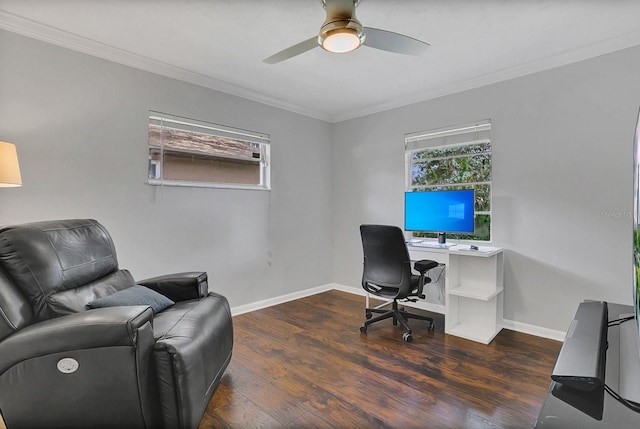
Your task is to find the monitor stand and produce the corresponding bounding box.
[435,232,457,248]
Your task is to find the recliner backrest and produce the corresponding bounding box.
[360,224,413,296]
[0,219,133,320]
[0,265,33,342]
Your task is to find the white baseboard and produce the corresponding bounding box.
[333,283,566,341]
[501,319,566,342]
[230,284,333,316]
[330,283,365,296]
[231,282,567,342]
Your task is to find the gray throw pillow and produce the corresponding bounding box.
[88,285,174,314]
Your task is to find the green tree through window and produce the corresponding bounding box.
[405,121,492,241]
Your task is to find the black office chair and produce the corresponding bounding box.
[359,224,439,342]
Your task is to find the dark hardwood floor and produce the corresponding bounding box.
[198,290,562,429]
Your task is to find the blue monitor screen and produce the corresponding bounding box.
[404,189,475,233]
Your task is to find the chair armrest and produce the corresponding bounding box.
[413,259,439,297]
[0,306,153,374]
[137,271,208,302]
[414,259,438,276]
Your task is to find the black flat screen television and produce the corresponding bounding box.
[404,189,475,243]
[538,109,640,425]
[632,107,640,359]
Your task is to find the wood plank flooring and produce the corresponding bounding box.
[0,290,560,429]
[198,290,562,429]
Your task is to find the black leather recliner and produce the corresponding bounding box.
[0,219,233,429]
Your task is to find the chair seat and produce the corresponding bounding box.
[366,275,423,300]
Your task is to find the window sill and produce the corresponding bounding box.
[147,179,270,191]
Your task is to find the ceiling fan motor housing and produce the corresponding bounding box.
[319,0,366,53]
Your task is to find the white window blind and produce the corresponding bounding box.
[405,120,491,152]
[148,111,270,190]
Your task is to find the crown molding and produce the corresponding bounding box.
[0,10,332,122]
[2,10,640,125]
[331,31,640,123]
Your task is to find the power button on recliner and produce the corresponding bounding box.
[57,358,79,374]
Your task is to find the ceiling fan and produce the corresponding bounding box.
[263,0,430,64]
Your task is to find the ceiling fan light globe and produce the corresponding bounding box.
[319,18,365,53]
[321,29,361,53]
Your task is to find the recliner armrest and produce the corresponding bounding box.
[137,271,208,302]
[0,306,153,374]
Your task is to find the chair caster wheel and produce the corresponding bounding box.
[403,332,413,342]
[365,312,372,320]
[360,326,367,334]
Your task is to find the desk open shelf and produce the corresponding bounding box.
[408,245,504,344]
[449,285,503,301]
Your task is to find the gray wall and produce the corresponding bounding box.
[0,30,334,308]
[2,27,639,333]
[332,45,640,332]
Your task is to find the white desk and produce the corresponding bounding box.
[407,244,504,344]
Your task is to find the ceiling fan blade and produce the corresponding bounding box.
[263,36,319,64]
[363,27,430,55]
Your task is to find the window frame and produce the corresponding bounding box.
[148,112,271,191]
[404,120,492,242]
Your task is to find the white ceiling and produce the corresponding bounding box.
[1,0,640,122]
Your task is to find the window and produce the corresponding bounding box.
[148,112,270,190]
[405,120,492,241]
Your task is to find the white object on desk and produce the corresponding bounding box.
[455,244,495,253]
[407,243,504,344]
[406,240,456,249]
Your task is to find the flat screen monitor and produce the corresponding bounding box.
[404,189,475,242]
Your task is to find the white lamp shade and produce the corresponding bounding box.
[0,141,22,187]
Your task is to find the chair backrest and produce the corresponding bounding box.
[360,224,413,298]
[0,219,135,321]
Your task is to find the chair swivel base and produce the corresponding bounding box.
[359,300,434,342]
